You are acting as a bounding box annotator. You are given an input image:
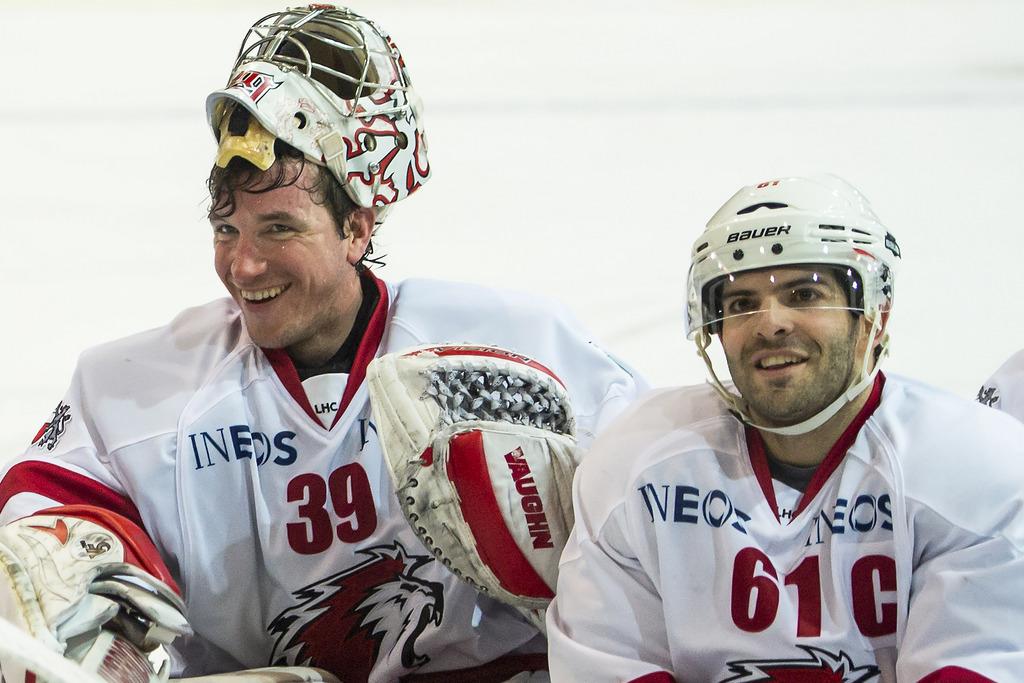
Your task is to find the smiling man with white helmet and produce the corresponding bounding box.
[688,174,896,441]
[547,175,1024,682]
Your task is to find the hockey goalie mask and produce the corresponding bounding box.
[206,5,430,224]
[685,175,901,435]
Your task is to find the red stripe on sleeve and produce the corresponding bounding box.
[629,673,676,683]
[918,667,995,683]
[0,461,144,529]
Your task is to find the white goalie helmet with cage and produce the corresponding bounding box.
[206,4,430,224]
[685,174,901,435]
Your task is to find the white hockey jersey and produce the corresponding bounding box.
[548,374,1024,683]
[1,275,644,682]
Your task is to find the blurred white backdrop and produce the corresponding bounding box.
[3,0,1024,458]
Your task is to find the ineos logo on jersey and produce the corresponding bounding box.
[805,493,892,547]
[638,483,751,535]
[188,425,298,470]
[726,225,791,244]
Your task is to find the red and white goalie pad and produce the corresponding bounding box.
[367,345,581,630]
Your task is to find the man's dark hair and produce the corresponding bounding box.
[207,141,383,269]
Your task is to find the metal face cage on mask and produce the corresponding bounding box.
[206,4,431,223]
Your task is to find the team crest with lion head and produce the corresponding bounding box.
[268,541,444,680]
[723,646,880,682]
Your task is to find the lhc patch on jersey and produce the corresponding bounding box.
[723,646,880,682]
[267,542,443,680]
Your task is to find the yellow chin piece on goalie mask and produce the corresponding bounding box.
[214,103,277,170]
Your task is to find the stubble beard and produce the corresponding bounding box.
[243,293,356,362]
[731,329,859,427]
[242,312,297,350]
[235,291,308,351]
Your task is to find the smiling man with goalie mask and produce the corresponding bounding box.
[547,174,1024,682]
[0,5,643,682]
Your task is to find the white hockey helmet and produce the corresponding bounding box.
[685,174,901,435]
[206,4,430,224]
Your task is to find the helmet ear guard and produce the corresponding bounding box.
[686,174,901,436]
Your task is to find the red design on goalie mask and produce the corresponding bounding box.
[723,647,880,682]
[227,70,282,105]
[268,542,443,679]
[345,79,429,208]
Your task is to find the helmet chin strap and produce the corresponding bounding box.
[696,314,886,437]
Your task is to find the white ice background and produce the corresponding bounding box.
[3,1,1024,459]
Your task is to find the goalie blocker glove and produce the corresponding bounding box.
[367,345,581,631]
[0,505,191,683]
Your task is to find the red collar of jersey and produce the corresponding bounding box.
[744,372,886,522]
[260,272,390,430]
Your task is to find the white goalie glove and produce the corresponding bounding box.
[367,344,582,631]
[0,508,191,683]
